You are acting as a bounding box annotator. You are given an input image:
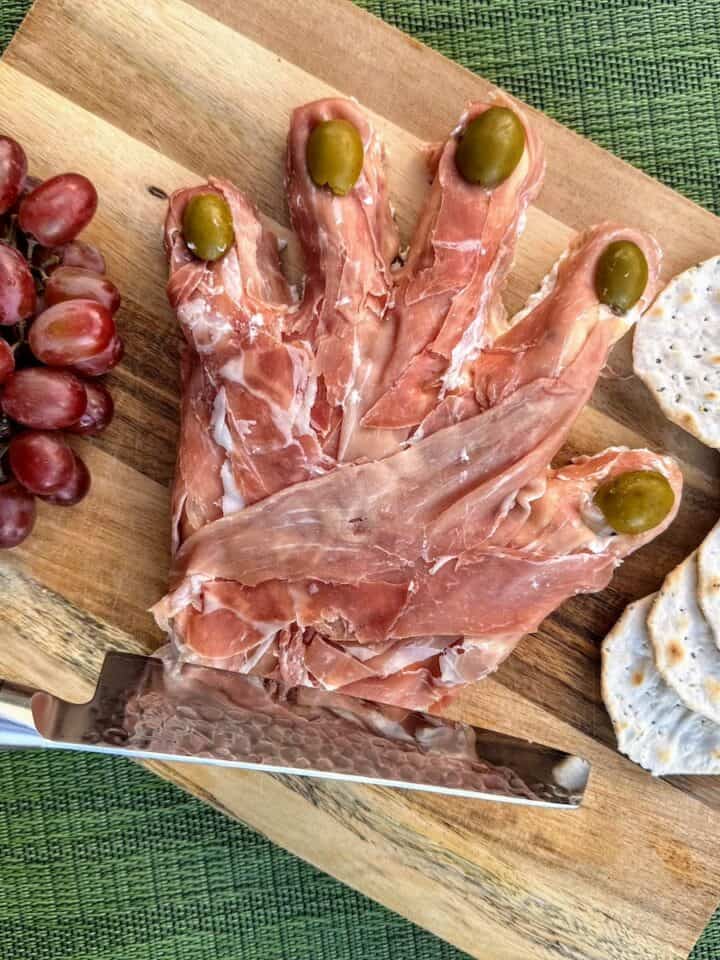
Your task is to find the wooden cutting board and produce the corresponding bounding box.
[2,1,720,957]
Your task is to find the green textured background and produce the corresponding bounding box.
[1,0,719,957]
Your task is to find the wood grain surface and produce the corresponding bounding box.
[2,1,720,958]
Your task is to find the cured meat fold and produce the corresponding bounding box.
[154,97,681,711]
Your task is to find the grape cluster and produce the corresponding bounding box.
[0,135,123,549]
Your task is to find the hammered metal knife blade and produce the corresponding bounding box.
[0,652,590,807]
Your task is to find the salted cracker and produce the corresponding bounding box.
[633,255,720,448]
[602,594,720,775]
[698,519,720,650]
[649,551,720,725]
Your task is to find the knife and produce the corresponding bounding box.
[0,652,590,807]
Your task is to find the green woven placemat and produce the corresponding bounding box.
[1,0,719,958]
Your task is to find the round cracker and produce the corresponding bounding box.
[602,594,720,775]
[698,519,720,651]
[633,255,720,449]
[649,551,720,725]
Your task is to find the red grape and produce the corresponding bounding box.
[68,380,114,436]
[9,430,75,494]
[41,452,90,506]
[18,173,98,246]
[33,239,106,275]
[2,367,87,429]
[0,479,35,547]
[0,339,14,383]
[0,137,27,215]
[29,299,114,366]
[0,242,36,325]
[45,267,120,314]
[72,334,124,376]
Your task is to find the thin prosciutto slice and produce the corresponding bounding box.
[166,177,330,531]
[286,100,399,462]
[417,222,661,440]
[363,98,545,433]
[155,97,680,713]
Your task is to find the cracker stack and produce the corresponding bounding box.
[603,257,720,775]
[602,523,720,775]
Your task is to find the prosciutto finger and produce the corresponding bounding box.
[166,178,330,545]
[287,99,399,462]
[362,96,545,433]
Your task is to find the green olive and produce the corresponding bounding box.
[307,119,364,196]
[594,240,648,314]
[182,193,235,261]
[594,470,674,535]
[455,107,526,188]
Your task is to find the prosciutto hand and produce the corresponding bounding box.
[154,97,680,711]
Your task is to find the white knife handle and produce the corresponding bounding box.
[0,679,45,748]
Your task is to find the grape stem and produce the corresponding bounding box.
[0,213,18,248]
[14,320,27,347]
